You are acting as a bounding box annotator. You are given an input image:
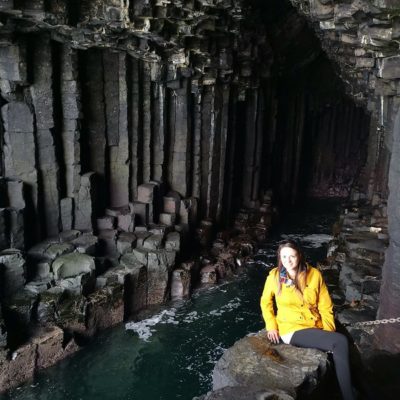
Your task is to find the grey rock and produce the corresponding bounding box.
[70,233,98,255]
[147,250,176,304]
[148,224,173,235]
[97,216,116,230]
[105,206,130,217]
[101,265,130,286]
[117,213,135,232]
[165,231,181,251]
[0,342,36,393]
[52,253,95,280]
[143,234,164,250]
[159,212,176,226]
[24,280,51,295]
[33,261,52,280]
[0,249,25,298]
[33,326,78,370]
[200,386,294,400]
[86,283,124,333]
[120,252,146,270]
[131,201,149,225]
[378,56,400,79]
[163,193,181,214]
[56,292,87,334]
[345,283,362,302]
[0,43,27,82]
[74,172,96,231]
[134,225,148,233]
[212,331,328,397]
[58,230,82,243]
[116,232,137,254]
[30,37,60,237]
[124,264,148,315]
[137,183,157,204]
[45,243,75,260]
[6,288,39,328]
[98,229,118,257]
[180,197,197,225]
[8,208,25,249]
[0,209,8,250]
[36,288,65,326]
[60,198,74,231]
[200,265,217,284]
[28,239,59,261]
[58,271,96,295]
[6,179,25,209]
[0,308,7,348]
[135,231,151,248]
[128,248,148,266]
[171,268,191,300]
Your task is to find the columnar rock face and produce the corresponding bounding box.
[0,0,399,362]
[0,0,373,252]
[286,0,400,353]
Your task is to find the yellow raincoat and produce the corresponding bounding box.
[260,265,335,336]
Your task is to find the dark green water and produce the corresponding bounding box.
[1,200,340,400]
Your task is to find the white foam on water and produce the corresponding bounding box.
[182,311,200,323]
[281,233,333,248]
[126,295,242,341]
[301,234,333,247]
[125,308,178,341]
[208,297,241,317]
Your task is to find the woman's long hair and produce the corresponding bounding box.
[276,240,308,296]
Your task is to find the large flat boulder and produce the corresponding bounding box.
[212,330,329,398]
[197,386,294,400]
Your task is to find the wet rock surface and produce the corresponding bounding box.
[324,201,390,354]
[0,189,273,393]
[202,330,328,400]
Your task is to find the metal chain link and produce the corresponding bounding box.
[345,317,400,328]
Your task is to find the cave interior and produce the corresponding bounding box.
[0,0,400,389]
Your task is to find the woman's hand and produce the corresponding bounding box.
[267,329,280,344]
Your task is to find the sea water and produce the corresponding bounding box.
[1,200,340,400]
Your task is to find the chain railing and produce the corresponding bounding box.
[344,317,400,328]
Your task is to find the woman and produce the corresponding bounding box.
[260,240,355,400]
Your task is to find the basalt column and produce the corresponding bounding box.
[104,51,130,208]
[242,88,265,209]
[31,36,60,236]
[377,101,400,352]
[81,49,107,216]
[59,45,81,230]
[129,57,140,200]
[168,82,190,198]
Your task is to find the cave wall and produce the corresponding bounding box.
[0,0,369,247]
[0,0,398,351]
[0,1,273,246]
[286,0,400,352]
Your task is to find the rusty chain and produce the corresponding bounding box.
[344,317,400,328]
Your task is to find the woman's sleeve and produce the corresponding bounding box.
[260,272,278,331]
[317,273,336,332]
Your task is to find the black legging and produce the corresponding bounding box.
[290,328,355,400]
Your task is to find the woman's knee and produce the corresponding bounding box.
[332,332,349,353]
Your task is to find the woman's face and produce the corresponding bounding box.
[280,246,299,278]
